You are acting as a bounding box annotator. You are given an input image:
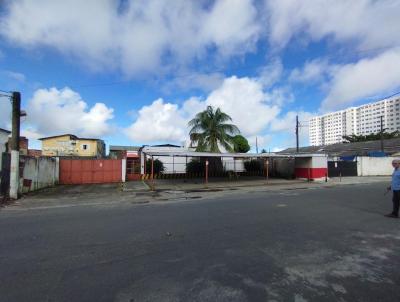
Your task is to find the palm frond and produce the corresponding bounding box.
[188,105,240,153]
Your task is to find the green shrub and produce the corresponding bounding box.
[233,135,250,153]
[244,159,262,172]
[145,159,165,174]
[186,159,203,174]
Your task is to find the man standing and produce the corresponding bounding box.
[385,159,400,218]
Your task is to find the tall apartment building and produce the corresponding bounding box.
[309,97,400,146]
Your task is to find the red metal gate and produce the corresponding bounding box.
[126,157,141,180]
[60,159,122,184]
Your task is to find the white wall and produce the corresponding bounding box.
[19,156,59,193]
[153,155,190,174]
[312,156,328,168]
[357,156,395,176]
[223,158,245,172]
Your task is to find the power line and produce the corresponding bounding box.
[378,90,400,100]
[0,89,12,101]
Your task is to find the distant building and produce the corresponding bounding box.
[109,145,141,159]
[28,149,42,157]
[7,136,29,155]
[39,134,105,157]
[0,128,11,156]
[109,145,142,180]
[309,97,400,146]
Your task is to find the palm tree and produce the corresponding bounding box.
[188,106,240,152]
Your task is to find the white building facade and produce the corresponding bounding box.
[309,97,400,146]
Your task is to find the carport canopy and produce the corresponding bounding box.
[141,150,326,159]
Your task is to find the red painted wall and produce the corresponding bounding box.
[295,167,327,179]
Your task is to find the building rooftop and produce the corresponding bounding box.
[0,128,11,134]
[310,95,400,119]
[39,134,102,141]
[142,148,326,158]
[151,144,182,148]
[279,138,400,157]
[109,145,141,151]
[39,134,78,140]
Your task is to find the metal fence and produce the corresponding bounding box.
[144,155,269,179]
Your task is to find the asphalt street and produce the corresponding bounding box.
[0,182,399,302]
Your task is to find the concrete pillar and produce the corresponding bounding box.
[121,158,126,182]
[34,157,39,191]
[9,150,19,199]
[55,157,60,184]
[205,159,209,186]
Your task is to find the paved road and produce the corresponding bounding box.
[1,182,399,302]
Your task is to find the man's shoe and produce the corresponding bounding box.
[384,213,399,218]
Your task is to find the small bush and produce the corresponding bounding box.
[145,159,165,174]
[244,159,262,172]
[186,159,203,174]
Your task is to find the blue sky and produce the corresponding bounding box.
[0,0,400,152]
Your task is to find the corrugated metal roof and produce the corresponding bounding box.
[279,138,400,156]
[0,128,11,134]
[109,145,141,151]
[151,144,182,147]
[142,150,326,158]
[39,134,103,141]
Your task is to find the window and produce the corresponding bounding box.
[82,144,89,150]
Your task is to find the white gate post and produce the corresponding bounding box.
[9,150,19,199]
[121,159,126,182]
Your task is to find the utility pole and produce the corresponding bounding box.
[10,92,21,151]
[9,92,21,199]
[380,115,384,153]
[296,115,299,153]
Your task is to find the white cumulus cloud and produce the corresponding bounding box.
[125,98,188,143]
[0,0,261,77]
[26,87,114,138]
[322,48,400,110]
[265,0,400,50]
[206,76,280,135]
[289,59,332,84]
[126,76,283,144]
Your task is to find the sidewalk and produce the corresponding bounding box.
[147,177,306,191]
[122,180,150,192]
[328,176,391,185]
[145,176,391,192]
[3,176,391,210]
